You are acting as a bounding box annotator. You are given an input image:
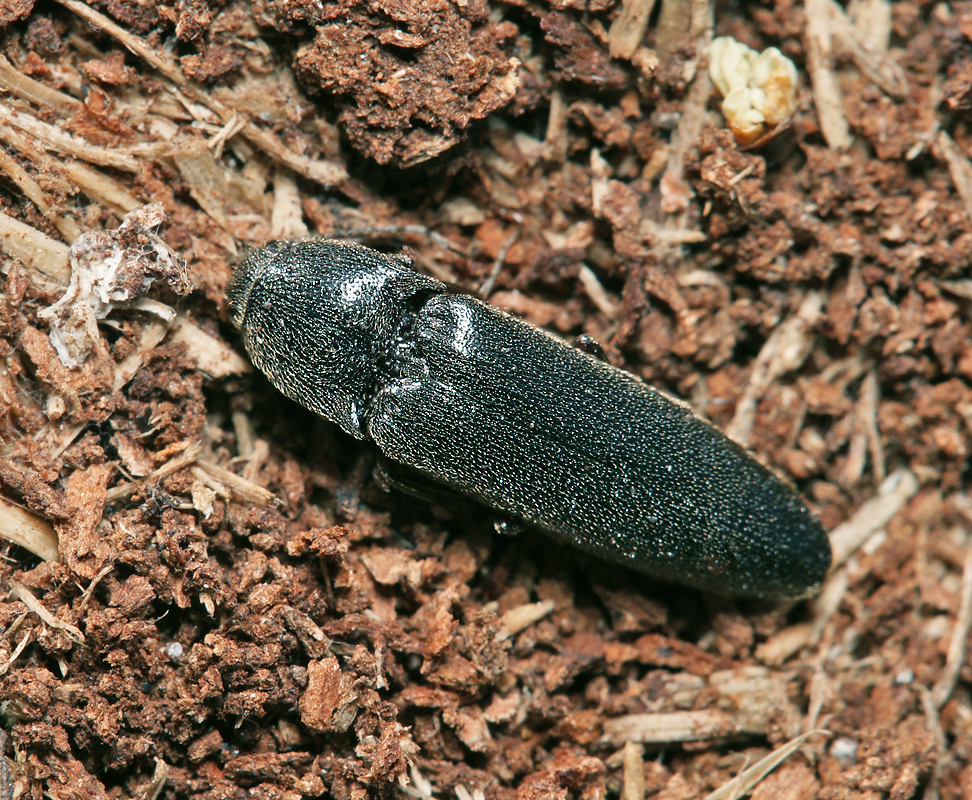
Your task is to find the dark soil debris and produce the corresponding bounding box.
[0,0,970,799]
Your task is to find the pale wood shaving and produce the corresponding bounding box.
[270,167,310,239]
[231,411,257,458]
[607,0,659,59]
[655,0,693,62]
[496,600,556,641]
[0,496,60,562]
[172,145,242,238]
[804,666,829,733]
[0,102,153,172]
[931,546,972,708]
[827,0,907,98]
[454,785,485,800]
[77,562,116,612]
[577,265,619,318]
[105,442,204,503]
[620,740,645,800]
[60,161,141,217]
[603,709,742,744]
[207,113,247,159]
[805,0,853,150]
[0,209,71,285]
[406,766,435,800]
[602,667,798,744]
[754,622,814,667]
[133,758,169,800]
[189,467,230,502]
[938,132,972,227]
[55,0,347,188]
[240,439,270,485]
[0,53,80,109]
[655,0,712,244]
[862,369,885,483]
[0,147,80,242]
[848,0,892,52]
[479,227,519,297]
[590,148,611,217]
[195,458,281,508]
[640,220,707,246]
[541,89,568,163]
[0,629,31,678]
[9,580,84,643]
[704,730,828,800]
[829,468,918,568]
[726,292,822,447]
[841,367,882,488]
[168,315,252,378]
[0,122,139,221]
[808,563,849,645]
[920,685,948,800]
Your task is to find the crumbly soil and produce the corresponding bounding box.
[0,1,971,799]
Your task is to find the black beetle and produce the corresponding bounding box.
[227,239,831,598]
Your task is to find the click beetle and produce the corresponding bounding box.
[227,239,832,598]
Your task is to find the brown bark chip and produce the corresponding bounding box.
[55,463,114,580]
[299,656,360,733]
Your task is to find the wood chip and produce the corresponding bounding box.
[608,0,659,59]
[805,0,853,150]
[655,0,693,61]
[270,167,309,239]
[577,265,619,318]
[496,600,556,640]
[602,667,798,744]
[829,468,918,568]
[726,292,822,447]
[620,740,645,800]
[168,316,252,378]
[0,53,79,108]
[0,209,70,286]
[9,580,84,643]
[0,103,147,172]
[931,546,972,708]
[105,442,204,503]
[0,495,60,562]
[939,132,972,227]
[0,148,80,242]
[195,458,281,507]
[828,0,907,98]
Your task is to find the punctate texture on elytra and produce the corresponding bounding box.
[228,240,832,598]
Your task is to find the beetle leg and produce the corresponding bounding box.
[573,333,607,362]
[335,452,373,521]
[374,455,469,506]
[377,456,527,536]
[494,516,526,536]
